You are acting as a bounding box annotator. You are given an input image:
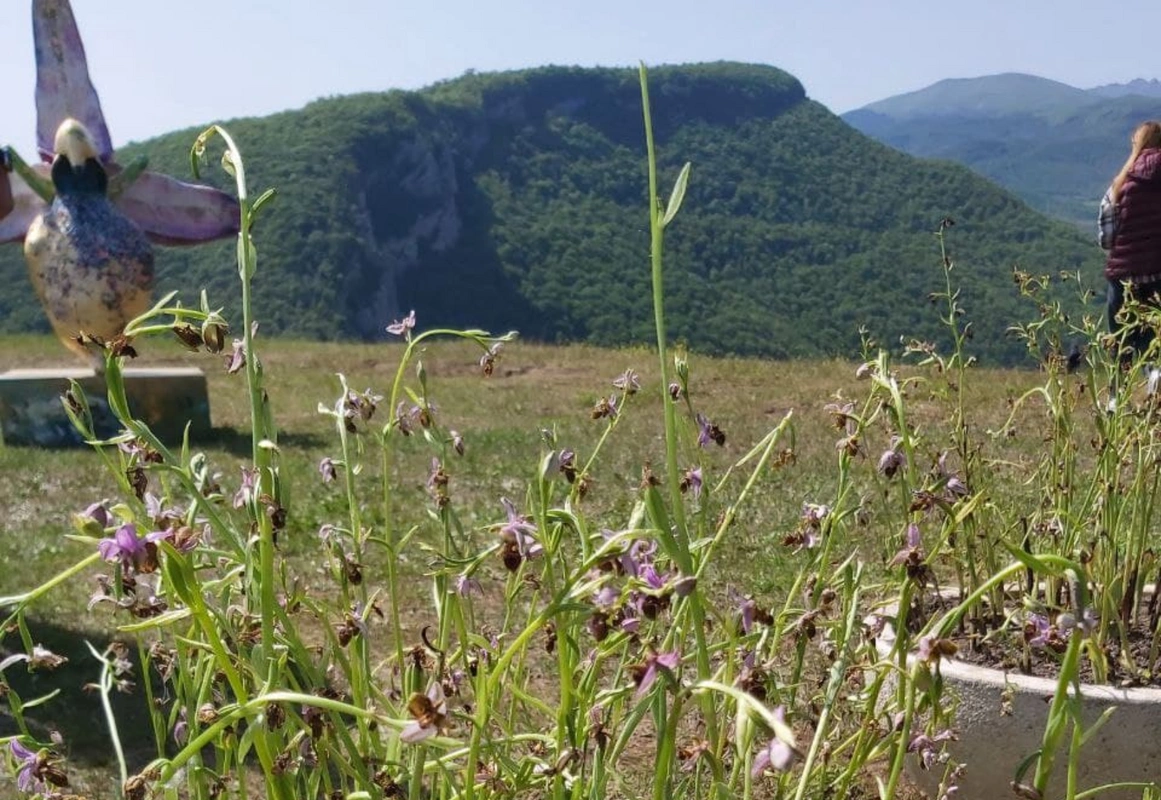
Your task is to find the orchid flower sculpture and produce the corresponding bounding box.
[0,0,239,361]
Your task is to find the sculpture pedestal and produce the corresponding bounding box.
[0,367,211,447]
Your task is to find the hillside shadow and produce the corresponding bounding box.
[0,618,161,771]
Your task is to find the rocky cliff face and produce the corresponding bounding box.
[350,136,462,338]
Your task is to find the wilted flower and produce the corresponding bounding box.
[732,590,774,635]
[668,381,682,400]
[0,644,68,673]
[401,683,448,743]
[823,400,857,432]
[428,458,450,507]
[318,457,337,483]
[696,413,726,447]
[224,338,246,374]
[386,309,416,337]
[480,342,503,376]
[877,438,905,478]
[450,430,465,456]
[889,523,927,580]
[591,395,618,420]
[172,707,188,746]
[613,369,641,394]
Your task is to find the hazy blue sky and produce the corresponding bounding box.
[2,0,1159,159]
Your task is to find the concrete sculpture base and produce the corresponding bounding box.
[0,367,211,447]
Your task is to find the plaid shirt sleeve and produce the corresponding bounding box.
[1099,186,1117,251]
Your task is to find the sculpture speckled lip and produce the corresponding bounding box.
[25,119,155,360]
[0,0,240,360]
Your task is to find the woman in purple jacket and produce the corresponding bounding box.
[1100,121,1161,369]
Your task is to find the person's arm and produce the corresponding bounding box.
[1099,186,1117,251]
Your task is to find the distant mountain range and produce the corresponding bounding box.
[0,64,1101,364]
[1088,78,1161,99]
[844,73,1161,226]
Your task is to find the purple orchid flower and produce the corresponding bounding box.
[98,522,168,571]
[8,740,41,793]
[81,501,109,528]
[634,650,680,697]
[386,310,416,337]
[612,369,641,394]
[877,438,905,478]
[889,523,925,567]
[622,538,657,578]
[592,585,619,609]
[908,729,958,771]
[680,466,703,498]
[752,733,795,776]
[401,682,448,744]
[640,564,668,591]
[751,706,799,776]
[0,1,238,247]
[499,497,541,557]
[1024,613,1053,649]
[453,573,482,597]
[233,466,258,509]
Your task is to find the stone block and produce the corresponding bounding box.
[0,366,211,447]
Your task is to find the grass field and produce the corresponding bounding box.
[0,332,1061,796]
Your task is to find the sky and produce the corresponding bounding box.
[2,0,1159,159]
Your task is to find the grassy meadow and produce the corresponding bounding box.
[0,330,1066,796]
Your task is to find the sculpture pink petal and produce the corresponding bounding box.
[33,0,114,163]
[115,171,240,245]
[0,166,51,244]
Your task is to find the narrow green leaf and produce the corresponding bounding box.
[251,188,277,218]
[661,162,691,227]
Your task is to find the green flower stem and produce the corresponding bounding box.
[791,563,862,800]
[639,61,718,750]
[157,691,387,784]
[85,642,128,788]
[1034,629,1082,794]
[882,664,917,800]
[0,552,99,613]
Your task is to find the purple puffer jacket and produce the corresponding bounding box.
[1107,148,1161,282]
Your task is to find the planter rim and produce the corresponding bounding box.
[871,592,1161,704]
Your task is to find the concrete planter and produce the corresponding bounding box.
[876,618,1161,799]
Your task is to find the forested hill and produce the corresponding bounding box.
[0,63,1103,364]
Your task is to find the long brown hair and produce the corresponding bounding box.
[1112,121,1161,202]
